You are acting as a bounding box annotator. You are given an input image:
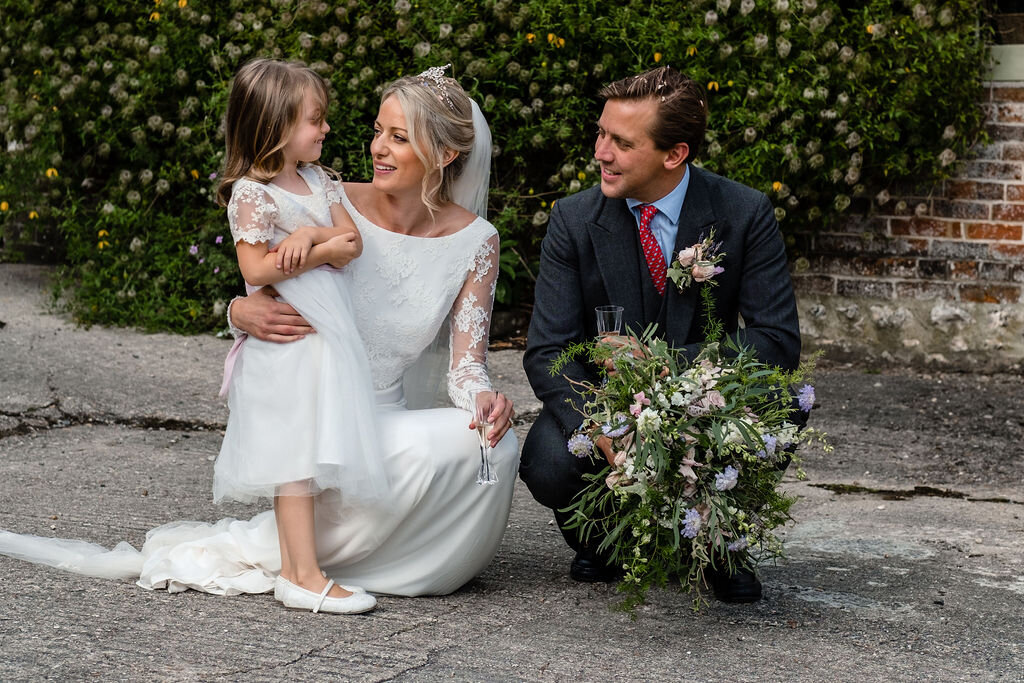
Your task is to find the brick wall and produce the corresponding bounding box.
[793,82,1024,370]
[792,83,1024,307]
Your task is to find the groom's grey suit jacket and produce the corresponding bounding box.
[523,165,801,438]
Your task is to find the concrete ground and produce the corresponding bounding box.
[1,263,1022,682]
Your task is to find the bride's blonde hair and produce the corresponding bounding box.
[380,74,475,216]
[216,59,332,207]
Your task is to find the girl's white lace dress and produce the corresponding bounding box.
[215,165,387,505]
[0,182,519,597]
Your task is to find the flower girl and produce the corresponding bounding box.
[213,58,386,614]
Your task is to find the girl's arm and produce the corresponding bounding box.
[228,180,358,287]
[274,173,362,273]
[237,234,357,286]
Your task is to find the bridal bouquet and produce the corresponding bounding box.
[555,293,827,613]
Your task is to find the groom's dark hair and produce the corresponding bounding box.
[599,66,707,162]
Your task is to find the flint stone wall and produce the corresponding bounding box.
[793,82,1024,371]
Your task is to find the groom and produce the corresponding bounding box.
[519,66,801,603]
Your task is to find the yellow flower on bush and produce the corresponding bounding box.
[772,181,782,192]
[98,229,110,237]
[29,211,39,219]
[150,11,160,21]
[547,33,555,43]
[556,37,565,48]
[526,33,535,43]
[654,52,662,62]
[33,69,42,76]
[98,240,110,250]
[866,24,873,34]
[178,0,186,6]
[687,45,698,57]
[190,169,199,180]
[707,81,720,91]
[45,167,58,179]
[0,202,8,211]
[577,171,586,180]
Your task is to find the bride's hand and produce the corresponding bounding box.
[469,390,515,448]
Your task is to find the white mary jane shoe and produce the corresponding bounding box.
[274,575,376,614]
[273,573,365,601]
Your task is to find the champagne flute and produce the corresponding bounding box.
[595,305,624,336]
[595,305,624,385]
[475,396,498,486]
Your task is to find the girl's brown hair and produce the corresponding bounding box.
[216,59,330,206]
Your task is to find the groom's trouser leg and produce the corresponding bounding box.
[519,408,606,554]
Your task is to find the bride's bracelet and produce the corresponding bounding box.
[225,296,247,340]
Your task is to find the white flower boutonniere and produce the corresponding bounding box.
[666,229,725,293]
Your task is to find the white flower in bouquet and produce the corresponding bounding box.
[636,407,662,435]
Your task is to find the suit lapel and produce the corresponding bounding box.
[666,168,718,345]
[587,197,646,332]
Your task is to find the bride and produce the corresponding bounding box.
[0,66,519,599]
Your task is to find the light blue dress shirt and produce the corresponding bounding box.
[625,167,691,268]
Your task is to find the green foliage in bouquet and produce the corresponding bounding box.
[556,289,829,614]
[0,0,990,331]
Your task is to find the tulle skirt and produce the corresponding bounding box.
[213,267,388,505]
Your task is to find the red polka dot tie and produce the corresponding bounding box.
[638,204,666,295]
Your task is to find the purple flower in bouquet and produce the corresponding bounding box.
[602,412,631,438]
[728,537,749,552]
[682,508,703,539]
[567,433,594,458]
[755,434,778,459]
[797,384,816,412]
[715,465,739,491]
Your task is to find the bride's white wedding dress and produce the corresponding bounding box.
[0,186,519,597]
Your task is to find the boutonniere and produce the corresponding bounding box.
[666,229,726,293]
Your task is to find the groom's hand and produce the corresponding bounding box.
[597,335,649,376]
[231,287,314,343]
[595,435,617,466]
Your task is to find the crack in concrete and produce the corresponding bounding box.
[810,482,1023,505]
[2,369,224,439]
[374,643,451,682]
[0,406,222,439]
[211,640,334,677]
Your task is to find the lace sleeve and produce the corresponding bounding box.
[447,230,499,412]
[227,180,277,245]
[310,165,343,207]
